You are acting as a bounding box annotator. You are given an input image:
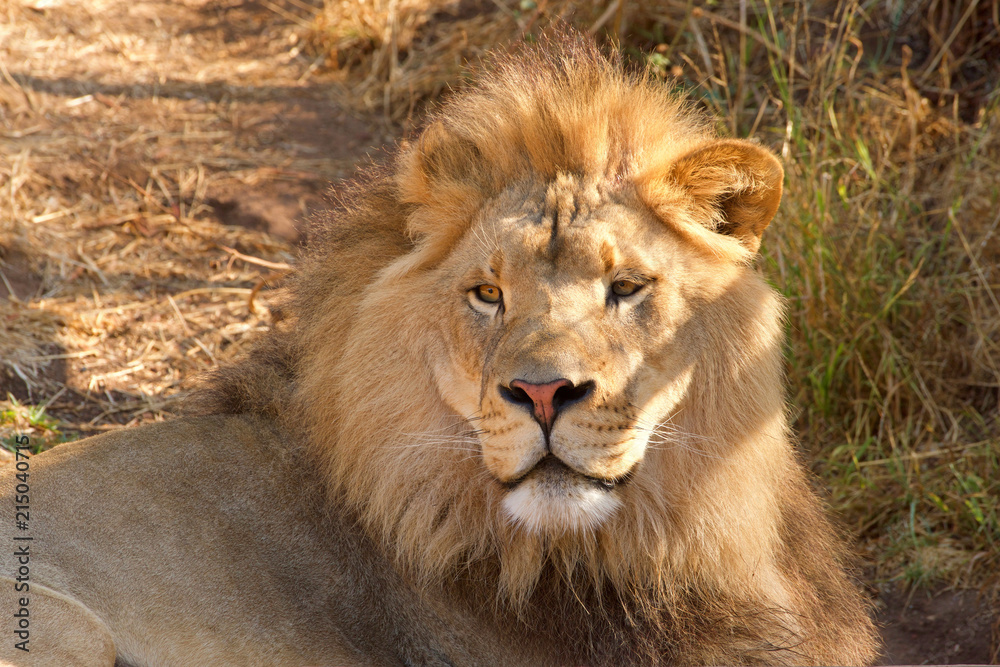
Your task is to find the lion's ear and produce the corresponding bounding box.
[397,121,490,244]
[666,139,783,254]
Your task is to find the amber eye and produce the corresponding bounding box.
[474,284,502,304]
[611,279,642,297]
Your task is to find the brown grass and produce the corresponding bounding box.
[310,0,628,122]
[0,0,320,439]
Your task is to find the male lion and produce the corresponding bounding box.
[1,38,877,666]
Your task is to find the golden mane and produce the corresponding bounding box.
[192,35,875,665]
[394,37,772,265]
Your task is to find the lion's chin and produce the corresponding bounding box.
[501,456,623,535]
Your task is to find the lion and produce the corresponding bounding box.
[0,37,878,666]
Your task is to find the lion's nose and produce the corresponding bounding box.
[501,378,594,435]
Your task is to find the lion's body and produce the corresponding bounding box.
[0,38,877,666]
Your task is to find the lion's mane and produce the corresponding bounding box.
[192,36,876,665]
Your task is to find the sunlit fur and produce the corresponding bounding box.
[200,36,877,665]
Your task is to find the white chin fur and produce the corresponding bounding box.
[502,478,622,535]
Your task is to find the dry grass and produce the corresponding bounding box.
[0,0,332,442]
[310,0,633,122]
[308,0,1000,590]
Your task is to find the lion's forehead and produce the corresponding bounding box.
[488,202,664,284]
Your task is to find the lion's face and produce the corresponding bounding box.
[427,176,739,535]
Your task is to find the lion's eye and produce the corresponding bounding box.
[611,279,642,297]
[474,284,503,304]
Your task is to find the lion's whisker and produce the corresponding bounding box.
[391,439,481,448]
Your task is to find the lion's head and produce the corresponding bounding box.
[290,39,798,604]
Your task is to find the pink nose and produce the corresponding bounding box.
[509,379,571,433]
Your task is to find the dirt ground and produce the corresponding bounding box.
[0,0,997,663]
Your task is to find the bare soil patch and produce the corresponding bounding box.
[878,584,998,664]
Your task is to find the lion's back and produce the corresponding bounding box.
[1,417,359,665]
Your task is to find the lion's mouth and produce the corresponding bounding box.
[499,455,631,492]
